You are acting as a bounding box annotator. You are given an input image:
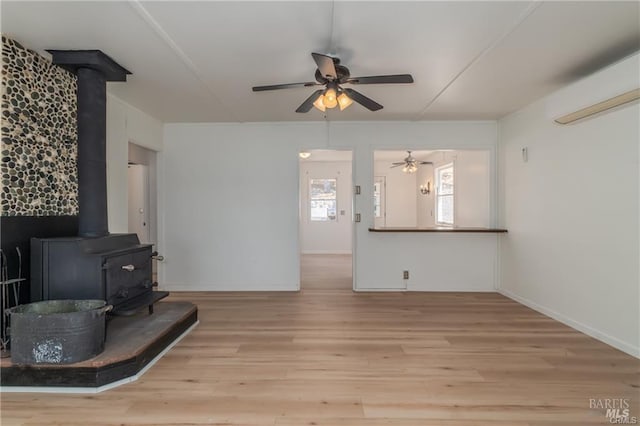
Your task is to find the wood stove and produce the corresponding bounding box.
[31,234,167,315]
[29,50,167,315]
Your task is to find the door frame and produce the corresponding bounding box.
[297,149,356,291]
[127,163,151,243]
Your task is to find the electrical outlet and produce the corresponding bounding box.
[403,270,409,280]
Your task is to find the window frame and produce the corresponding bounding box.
[435,162,455,226]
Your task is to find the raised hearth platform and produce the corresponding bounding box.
[0,301,197,390]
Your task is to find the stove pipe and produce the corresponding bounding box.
[47,50,130,237]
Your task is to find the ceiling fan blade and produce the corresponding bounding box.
[419,161,434,165]
[346,74,414,85]
[312,53,337,80]
[295,90,324,113]
[390,164,404,168]
[253,82,320,92]
[391,162,405,165]
[343,88,383,111]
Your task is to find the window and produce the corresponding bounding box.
[373,181,382,218]
[436,163,454,225]
[310,178,337,221]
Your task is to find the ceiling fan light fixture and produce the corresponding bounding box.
[313,95,326,112]
[402,163,418,174]
[323,88,338,109]
[337,92,353,111]
[252,53,414,113]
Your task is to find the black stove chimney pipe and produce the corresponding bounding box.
[76,67,107,237]
[47,50,130,237]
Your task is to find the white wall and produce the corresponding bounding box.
[106,96,128,233]
[416,164,435,227]
[161,123,321,291]
[300,160,352,254]
[373,160,418,227]
[456,150,490,227]
[351,131,498,291]
[401,233,498,291]
[161,121,498,292]
[428,150,491,227]
[106,93,163,234]
[498,93,639,356]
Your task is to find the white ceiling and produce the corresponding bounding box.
[2,1,638,123]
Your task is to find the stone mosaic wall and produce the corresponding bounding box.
[1,35,78,216]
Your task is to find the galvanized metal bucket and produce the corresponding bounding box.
[6,300,112,365]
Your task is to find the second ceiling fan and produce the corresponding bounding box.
[252,53,414,113]
[391,151,433,174]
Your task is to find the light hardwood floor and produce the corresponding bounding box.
[1,254,638,425]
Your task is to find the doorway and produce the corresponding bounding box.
[128,164,150,242]
[298,149,354,291]
[127,143,158,246]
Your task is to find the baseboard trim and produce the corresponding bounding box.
[498,288,639,359]
[161,283,298,292]
[354,287,406,292]
[301,250,352,255]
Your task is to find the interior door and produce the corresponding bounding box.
[128,164,151,243]
[374,176,386,228]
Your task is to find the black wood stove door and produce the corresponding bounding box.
[104,248,153,307]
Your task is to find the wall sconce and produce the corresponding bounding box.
[419,181,431,195]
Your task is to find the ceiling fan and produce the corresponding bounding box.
[252,53,414,113]
[391,151,433,173]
